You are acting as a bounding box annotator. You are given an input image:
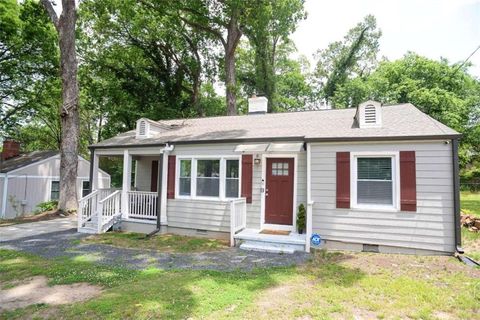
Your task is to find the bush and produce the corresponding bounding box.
[297,203,306,234]
[35,200,58,213]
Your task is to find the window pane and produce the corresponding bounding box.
[358,158,392,180]
[51,181,60,200]
[226,179,239,198]
[357,180,393,205]
[180,160,191,177]
[196,160,220,197]
[82,181,90,197]
[179,160,192,196]
[197,178,219,197]
[179,177,191,196]
[226,160,239,178]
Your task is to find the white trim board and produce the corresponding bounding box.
[260,153,298,232]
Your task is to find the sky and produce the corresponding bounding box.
[292,0,480,77]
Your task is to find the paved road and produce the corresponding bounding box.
[0,216,77,242]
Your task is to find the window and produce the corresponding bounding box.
[196,159,220,197]
[272,162,289,176]
[81,181,90,198]
[356,157,393,206]
[179,159,192,196]
[50,181,60,200]
[177,157,240,199]
[225,159,239,198]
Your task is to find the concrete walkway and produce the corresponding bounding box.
[0,216,76,242]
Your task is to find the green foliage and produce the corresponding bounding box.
[296,203,306,233]
[34,200,58,213]
[331,53,480,166]
[314,15,381,102]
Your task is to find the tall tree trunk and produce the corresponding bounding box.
[41,0,79,212]
[224,11,242,116]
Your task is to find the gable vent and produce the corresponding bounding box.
[356,100,382,128]
[139,120,147,136]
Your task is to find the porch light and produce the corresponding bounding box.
[254,155,261,165]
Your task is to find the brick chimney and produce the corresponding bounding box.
[1,139,20,160]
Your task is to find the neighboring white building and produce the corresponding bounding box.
[79,98,462,256]
[0,142,111,218]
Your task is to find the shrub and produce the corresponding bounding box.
[297,203,306,234]
[35,200,58,213]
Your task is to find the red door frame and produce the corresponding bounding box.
[264,157,295,226]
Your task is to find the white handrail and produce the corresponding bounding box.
[97,190,122,233]
[230,198,247,246]
[77,190,99,230]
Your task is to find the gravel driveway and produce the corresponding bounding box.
[0,228,310,271]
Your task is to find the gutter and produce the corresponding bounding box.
[452,138,464,254]
[87,134,462,150]
[147,143,174,238]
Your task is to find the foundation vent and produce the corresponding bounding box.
[362,244,379,253]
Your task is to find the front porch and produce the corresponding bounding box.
[79,144,312,253]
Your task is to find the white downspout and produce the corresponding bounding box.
[305,143,312,252]
[1,173,8,219]
[160,144,174,225]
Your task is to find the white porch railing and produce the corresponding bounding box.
[98,188,120,201]
[230,198,247,246]
[78,190,99,230]
[97,190,122,233]
[127,191,158,220]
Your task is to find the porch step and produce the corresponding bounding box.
[78,226,98,234]
[234,229,306,254]
[239,241,297,254]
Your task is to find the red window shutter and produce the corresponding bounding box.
[336,152,350,208]
[167,155,176,199]
[241,154,253,203]
[400,151,417,211]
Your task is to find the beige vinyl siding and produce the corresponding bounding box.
[310,141,455,253]
[167,198,230,232]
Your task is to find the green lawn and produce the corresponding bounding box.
[82,232,229,253]
[461,191,480,260]
[1,249,479,319]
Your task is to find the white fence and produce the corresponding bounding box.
[230,198,247,246]
[127,191,158,220]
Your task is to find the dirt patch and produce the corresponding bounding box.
[0,276,102,311]
[0,211,71,227]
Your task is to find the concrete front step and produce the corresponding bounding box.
[239,241,298,254]
[235,229,306,254]
[78,226,98,234]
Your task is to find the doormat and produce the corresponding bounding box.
[260,229,290,236]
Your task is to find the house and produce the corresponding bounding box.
[0,140,111,219]
[80,98,462,255]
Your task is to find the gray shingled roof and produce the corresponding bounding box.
[91,103,460,148]
[0,151,58,173]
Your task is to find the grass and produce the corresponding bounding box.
[0,249,479,319]
[82,232,229,253]
[461,191,480,260]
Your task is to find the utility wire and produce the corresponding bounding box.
[452,44,480,74]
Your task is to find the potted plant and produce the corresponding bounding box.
[297,203,306,234]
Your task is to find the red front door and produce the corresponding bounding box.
[265,158,294,225]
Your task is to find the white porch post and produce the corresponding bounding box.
[91,153,100,191]
[121,149,132,219]
[160,150,169,225]
[1,174,8,219]
[305,143,312,252]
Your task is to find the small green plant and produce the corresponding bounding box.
[297,203,306,234]
[35,200,58,213]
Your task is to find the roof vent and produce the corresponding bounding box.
[248,95,268,114]
[136,118,150,139]
[356,100,382,128]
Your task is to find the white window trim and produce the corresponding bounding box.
[175,155,241,201]
[50,180,60,201]
[81,180,90,198]
[350,151,400,211]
